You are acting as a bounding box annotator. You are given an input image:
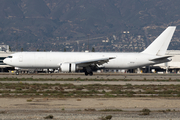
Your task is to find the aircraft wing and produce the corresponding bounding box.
[149,56,172,61]
[75,57,115,67]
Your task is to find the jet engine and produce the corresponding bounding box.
[60,63,77,72]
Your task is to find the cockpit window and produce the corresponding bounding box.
[7,56,13,58]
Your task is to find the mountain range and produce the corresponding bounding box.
[0,0,180,51]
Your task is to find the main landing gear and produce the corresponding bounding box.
[84,67,93,76]
[85,71,93,76]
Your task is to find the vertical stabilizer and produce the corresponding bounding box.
[141,26,176,56]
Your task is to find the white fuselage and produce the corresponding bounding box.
[3,52,168,69]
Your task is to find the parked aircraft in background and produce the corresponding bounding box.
[3,26,176,75]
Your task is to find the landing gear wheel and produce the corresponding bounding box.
[16,70,19,75]
[85,71,88,76]
[89,72,93,76]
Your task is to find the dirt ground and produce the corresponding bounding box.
[1,73,180,119]
[1,97,180,111]
[1,73,180,80]
[1,98,180,120]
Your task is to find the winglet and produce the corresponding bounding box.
[141,26,176,56]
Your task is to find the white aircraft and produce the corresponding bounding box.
[3,26,176,75]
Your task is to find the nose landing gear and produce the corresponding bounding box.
[16,70,19,75]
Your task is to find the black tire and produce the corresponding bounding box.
[89,72,93,76]
[85,71,89,76]
[16,71,19,75]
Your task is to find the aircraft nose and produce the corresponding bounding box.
[3,58,8,64]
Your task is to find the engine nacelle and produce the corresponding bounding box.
[60,63,77,72]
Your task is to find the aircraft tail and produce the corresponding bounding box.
[141,26,176,56]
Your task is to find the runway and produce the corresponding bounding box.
[1,73,180,80]
[1,81,180,85]
[1,73,180,85]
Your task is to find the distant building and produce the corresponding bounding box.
[0,45,10,52]
[0,44,14,72]
[153,50,180,73]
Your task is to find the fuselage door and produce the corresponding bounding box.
[19,55,23,62]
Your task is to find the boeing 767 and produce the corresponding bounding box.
[3,26,176,75]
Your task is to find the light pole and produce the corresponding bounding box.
[87,34,90,51]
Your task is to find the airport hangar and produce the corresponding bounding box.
[1,50,180,73]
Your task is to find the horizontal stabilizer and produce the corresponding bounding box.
[149,56,172,61]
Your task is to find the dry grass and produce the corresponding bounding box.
[0,82,180,98]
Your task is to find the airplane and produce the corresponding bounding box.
[3,26,176,75]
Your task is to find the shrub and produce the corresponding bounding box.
[44,115,53,119]
[77,98,81,101]
[84,108,96,111]
[100,109,122,112]
[105,115,112,120]
[99,115,112,120]
[166,109,171,112]
[140,108,151,115]
[26,99,32,102]
[15,87,22,91]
